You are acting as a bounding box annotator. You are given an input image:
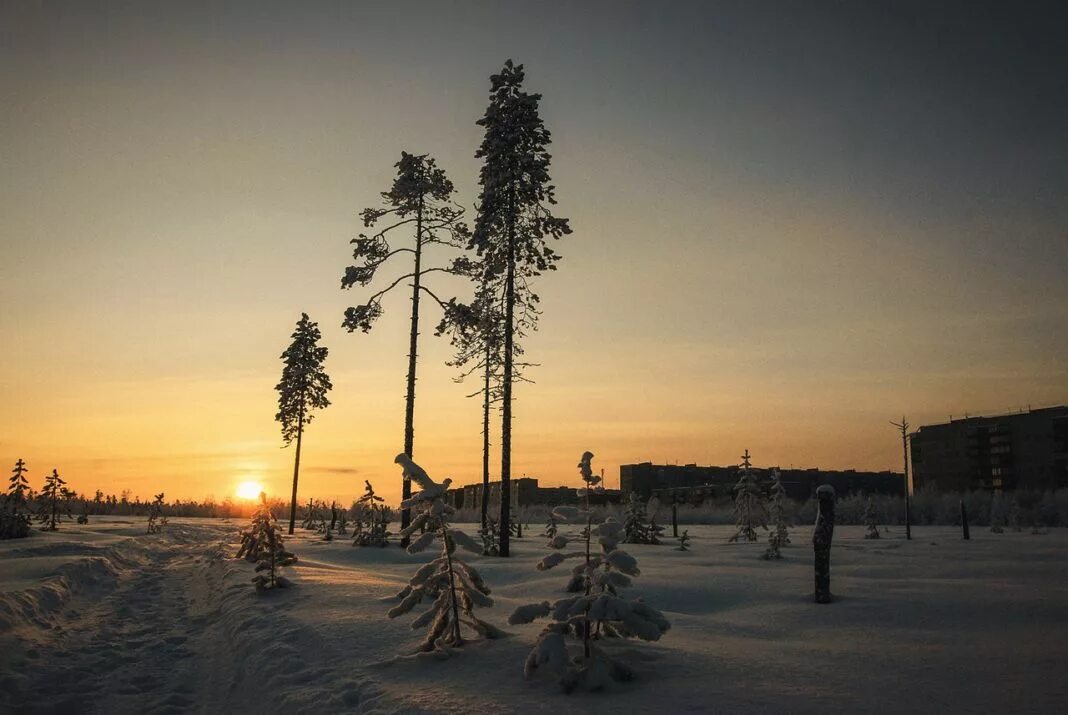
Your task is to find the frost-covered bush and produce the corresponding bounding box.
[509,456,670,693]
[729,451,767,543]
[622,493,660,545]
[863,497,880,539]
[1,459,32,540]
[352,481,390,547]
[675,529,690,551]
[236,492,297,591]
[763,470,791,559]
[147,493,166,534]
[388,454,501,652]
[479,517,501,556]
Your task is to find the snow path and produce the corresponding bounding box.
[3,520,1068,713]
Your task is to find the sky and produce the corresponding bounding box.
[2,1,1066,504]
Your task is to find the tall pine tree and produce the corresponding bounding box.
[276,313,333,535]
[469,60,571,556]
[38,469,66,531]
[342,152,467,544]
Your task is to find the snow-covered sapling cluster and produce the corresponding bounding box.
[729,450,767,543]
[301,499,321,531]
[352,480,390,547]
[1,459,33,540]
[147,493,167,534]
[863,497,880,540]
[544,513,567,549]
[336,509,349,535]
[622,493,661,544]
[388,454,501,652]
[509,452,670,693]
[675,529,690,551]
[236,492,298,591]
[479,517,501,556]
[762,470,791,559]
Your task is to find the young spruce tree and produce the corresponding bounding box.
[236,492,297,591]
[342,152,467,545]
[2,459,32,539]
[276,313,333,535]
[863,497,881,539]
[469,60,572,556]
[388,454,502,652]
[37,469,67,531]
[729,450,767,543]
[147,492,166,534]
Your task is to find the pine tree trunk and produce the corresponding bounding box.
[401,198,424,547]
[499,204,515,558]
[481,334,491,532]
[961,500,970,540]
[287,411,304,535]
[672,503,678,538]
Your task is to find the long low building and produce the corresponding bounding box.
[622,462,905,502]
[448,478,623,510]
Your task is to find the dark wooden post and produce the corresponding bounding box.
[672,502,679,538]
[960,500,970,540]
[814,484,836,604]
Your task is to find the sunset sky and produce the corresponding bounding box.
[2,1,1065,504]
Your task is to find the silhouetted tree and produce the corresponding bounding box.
[729,450,767,543]
[276,313,333,535]
[37,469,66,531]
[469,60,572,557]
[342,152,467,544]
[147,492,166,533]
[236,492,297,591]
[2,459,32,539]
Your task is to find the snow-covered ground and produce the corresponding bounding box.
[2,519,1066,713]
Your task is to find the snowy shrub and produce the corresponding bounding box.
[863,497,880,539]
[479,517,501,556]
[509,451,670,693]
[236,492,297,591]
[763,470,791,559]
[352,481,390,547]
[387,454,501,652]
[675,529,690,551]
[1,459,32,540]
[622,493,660,545]
[147,493,166,534]
[728,451,767,543]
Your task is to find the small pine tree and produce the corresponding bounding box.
[622,493,659,544]
[509,503,670,693]
[147,493,166,534]
[763,470,791,559]
[301,499,319,530]
[675,529,691,552]
[236,493,297,591]
[37,469,67,531]
[480,517,501,556]
[1009,498,1023,532]
[545,513,568,549]
[863,497,880,539]
[990,491,1006,533]
[352,481,391,547]
[728,450,767,543]
[336,510,349,536]
[2,459,33,539]
[388,456,501,652]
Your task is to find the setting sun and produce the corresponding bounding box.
[235,481,264,501]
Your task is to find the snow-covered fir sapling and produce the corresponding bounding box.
[2,459,33,540]
[236,492,298,591]
[622,493,658,545]
[763,470,791,559]
[352,480,390,547]
[545,512,568,549]
[37,469,67,531]
[336,509,348,535]
[729,450,767,543]
[388,454,501,652]
[480,517,501,556]
[863,497,880,539]
[301,499,320,530]
[990,492,1006,533]
[509,453,670,693]
[675,529,691,552]
[147,493,166,534]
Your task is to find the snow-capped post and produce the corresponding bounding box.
[275,313,333,535]
[389,453,501,652]
[763,470,791,559]
[342,153,468,548]
[863,497,880,539]
[813,484,836,604]
[469,60,572,557]
[729,450,767,543]
[509,455,670,693]
[236,492,297,591]
[147,493,166,534]
[671,502,678,538]
[960,500,970,540]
